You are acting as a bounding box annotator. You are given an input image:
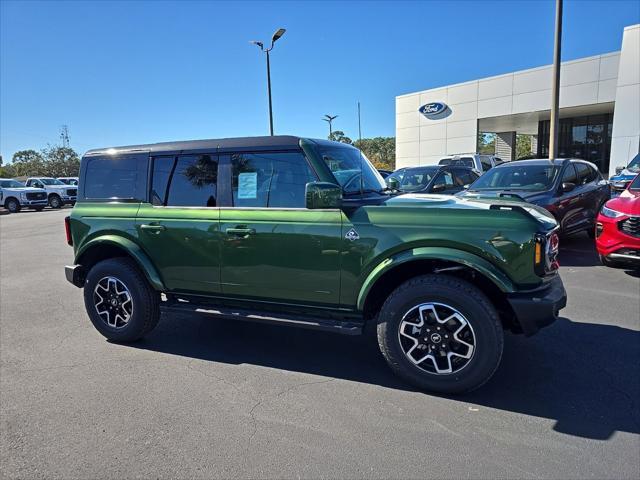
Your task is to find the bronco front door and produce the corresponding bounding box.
[219,151,342,306]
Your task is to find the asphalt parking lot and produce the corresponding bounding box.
[1,208,639,479]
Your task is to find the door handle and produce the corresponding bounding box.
[140,224,166,233]
[226,227,256,237]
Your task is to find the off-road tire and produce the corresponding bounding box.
[49,194,62,209]
[5,198,21,213]
[83,258,160,342]
[377,274,503,394]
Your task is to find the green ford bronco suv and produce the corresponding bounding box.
[65,136,566,393]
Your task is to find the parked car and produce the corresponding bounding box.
[0,178,49,213]
[376,169,393,179]
[438,154,503,174]
[596,173,640,267]
[609,152,639,196]
[25,177,77,208]
[386,165,479,195]
[64,136,566,394]
[57,176,79,186]
[460,159,610,237]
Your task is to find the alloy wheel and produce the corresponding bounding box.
[398,302,476,375]
[93,276,133,329]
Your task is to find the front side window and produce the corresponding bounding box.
[431,171,456,191]
[40,178,65,186]
[231,151,317,208]
[397,167,438,192]
[452,169,478,186]
[471,164,561,191]
[480,157,492,172]
[318,146,386,194]
[561,164,578,184]
[575,163,597,185]
[84,155,146,199]
[152,154,218,207]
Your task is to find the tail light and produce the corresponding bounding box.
[64,216,73,246]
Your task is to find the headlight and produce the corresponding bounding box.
[601,205,625,218]
[20,192,27,200]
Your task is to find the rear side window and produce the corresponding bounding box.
[152,154,219,207]
[452,169,478,185]
[83,155,147,199]
[480,157,492,172]
[231,151,317,208]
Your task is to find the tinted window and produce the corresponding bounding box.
[431,171,457,192]
[452,169,478,186]
[629,174,640,190]
[451,158,474,168]
[318,146,385,194]
[84,155,147,199]
[575,162,597,185]
[398,167,438,192]
[231,151,317,208]
[561,164,578,184]
[155,154,218,207]
[438,158,452,166]
[480,157,492,172]
[471,164,561,191]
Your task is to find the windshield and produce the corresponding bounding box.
[627,153,640,173]
[59,178,78,185]
[0,180,25,188]
[396,167,439,192]
[318,146,386,194]
[629,174,640,190]
[40,178,65,185]
[470,164,561,191]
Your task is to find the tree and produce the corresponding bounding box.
[328,130,353,144]
[477,133,496,154]
[516,134,533,159]
[353,137,396,170]
[9,150,46,176]
[41,146,80,177]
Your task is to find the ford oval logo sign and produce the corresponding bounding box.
[419,102,449,119]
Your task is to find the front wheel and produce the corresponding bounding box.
[377,274,503,394]
[49,194,62,209]
[83,258,160,342]
[5,198,21,213]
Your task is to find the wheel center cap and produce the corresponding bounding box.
[110,298,118,306]
[430,333,442,344]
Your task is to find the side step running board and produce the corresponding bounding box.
[160,302,363,336]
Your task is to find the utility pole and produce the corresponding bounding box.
[323,114,338,137]
[60,125,70,148]
[549,0,563,159]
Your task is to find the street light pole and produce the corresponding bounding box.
[251,28,286,136]
[323,114,338,138]
[549,0,563,159]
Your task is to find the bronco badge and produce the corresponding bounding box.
[345,228,360,241]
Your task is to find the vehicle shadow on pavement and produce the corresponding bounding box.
[557,232,601,267]
[132,313,639,441]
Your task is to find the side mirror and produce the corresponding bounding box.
[615,166,624,175]
[305,182,342,209]
[431,184,446,193]
[463,184,470,189]
[386,177,400,191]
[561,182,575,193]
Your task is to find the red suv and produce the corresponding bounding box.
[596,174,640,267]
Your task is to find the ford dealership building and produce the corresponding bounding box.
[395,24,639,178]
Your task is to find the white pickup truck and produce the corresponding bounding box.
[0,178,49,213]
[25,177,77,208]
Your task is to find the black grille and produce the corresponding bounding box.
[26,192,46,201]
[67,188,77,196]
[620,216,640,238]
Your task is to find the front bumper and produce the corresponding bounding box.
[596,214,640,259]
[506,275,567,336]
[61,196,77,205]
[65,264,85,287]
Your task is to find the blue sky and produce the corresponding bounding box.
[1,0,639,161]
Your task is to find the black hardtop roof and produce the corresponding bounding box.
[83,135,354,157]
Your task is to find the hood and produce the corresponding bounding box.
[458,188,550,205]
[384,193,558,229]
[610,170,638,181]
[606,189,640,216]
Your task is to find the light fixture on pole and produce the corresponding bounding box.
[250,28,286,136]
[323,114,338,137]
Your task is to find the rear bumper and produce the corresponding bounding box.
[65,264,85,287]
[506,275,567,336]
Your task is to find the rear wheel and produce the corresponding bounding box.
[83,258,160,342]
[377,274,503,394]
[5,198,21,213]
[49,194,62,209]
